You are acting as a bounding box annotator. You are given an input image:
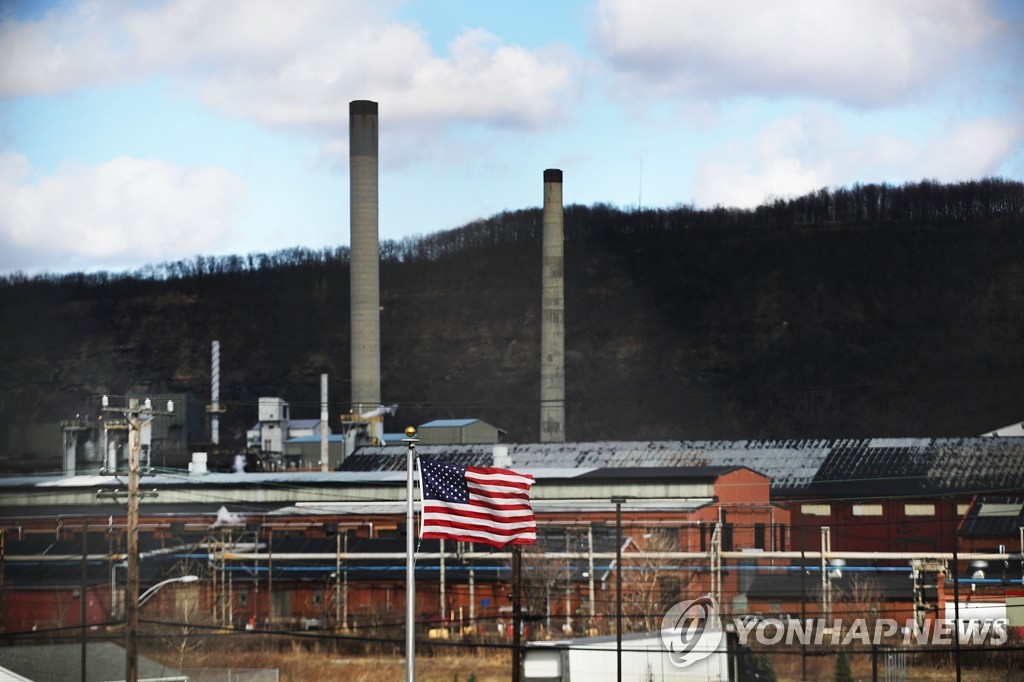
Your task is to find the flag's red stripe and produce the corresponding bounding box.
[423,498,531,514]
[422,529,536,548]
[467,495,531,509]
[466,465,534,479]
[467,488,530,502]
[465,471,534,489]
[423,518,536,536]
[428,493,532,509]
[422,507,535,526]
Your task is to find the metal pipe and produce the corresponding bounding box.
[440,537,446,628]
[469,568,475,626]
[335,534,341,628]
[343,533,349,628]
[587,526,596,621]
[214,549,1024,562]
[404,429,417,682]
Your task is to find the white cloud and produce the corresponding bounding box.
[0,0,575,142]
[592,0,1000,107]
[0,151,245,273]
[690,112,1023,208]
[913,118,1024,181]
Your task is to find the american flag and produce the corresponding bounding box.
[418,458,536,548]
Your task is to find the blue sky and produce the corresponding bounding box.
[1,0,1021,275]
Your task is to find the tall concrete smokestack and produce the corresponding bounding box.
[540,169,565,442]
[349,100,381,421]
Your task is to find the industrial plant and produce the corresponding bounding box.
[1,100,1022,682]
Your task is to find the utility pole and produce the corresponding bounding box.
[126,403,141,682]
[100,396,171,682]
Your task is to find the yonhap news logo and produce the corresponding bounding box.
[660,595,723,668]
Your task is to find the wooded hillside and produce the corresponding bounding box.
[2,178,1023,470]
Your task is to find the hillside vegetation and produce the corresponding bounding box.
[1,179,1023,469]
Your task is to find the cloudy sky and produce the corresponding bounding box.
[1,0,1021,275]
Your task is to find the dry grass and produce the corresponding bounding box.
[146,635,1024,682]
[149,640,510,682]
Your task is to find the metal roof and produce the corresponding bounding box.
[959,496,1024,538]
[420,419,480,428]
[340,437,1024,495]
[3,437,1021,502]
[286,434,345,443]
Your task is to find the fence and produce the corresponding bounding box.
[182,669,279,682]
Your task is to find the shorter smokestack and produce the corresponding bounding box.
[320,373,329,472]
[493,445,511,468]
[211,340,221,445]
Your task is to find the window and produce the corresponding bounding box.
[801,504,831,516]
[646,527,679,550]
[313,589,323,606]
[238,589,249,607]
[659,576,681,605]
[904,504,935,517]
[853,504,883,517]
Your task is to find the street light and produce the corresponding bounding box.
[403,426,418,682]
[138,575,199,608]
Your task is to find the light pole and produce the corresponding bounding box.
[403,426,418,682]
[611,496,627,682]
[137,575,199,609]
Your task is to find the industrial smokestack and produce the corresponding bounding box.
[320,373,329,472]
[211,340,221,445]
[349,100,381,425]
[540,169,565,442]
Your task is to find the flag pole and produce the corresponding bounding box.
[511,544,523,682]
[404,426,419,682]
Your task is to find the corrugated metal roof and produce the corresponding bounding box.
[340,437,1024,495]
[4,437,1021,498]
[960,495,1024,538]
[340,440,829,490]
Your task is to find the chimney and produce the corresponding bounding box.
[493,445,512,468]
[349,100,381,423]
[320,373,329,472]
[540,169,565,442]
[211,340,221,445]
